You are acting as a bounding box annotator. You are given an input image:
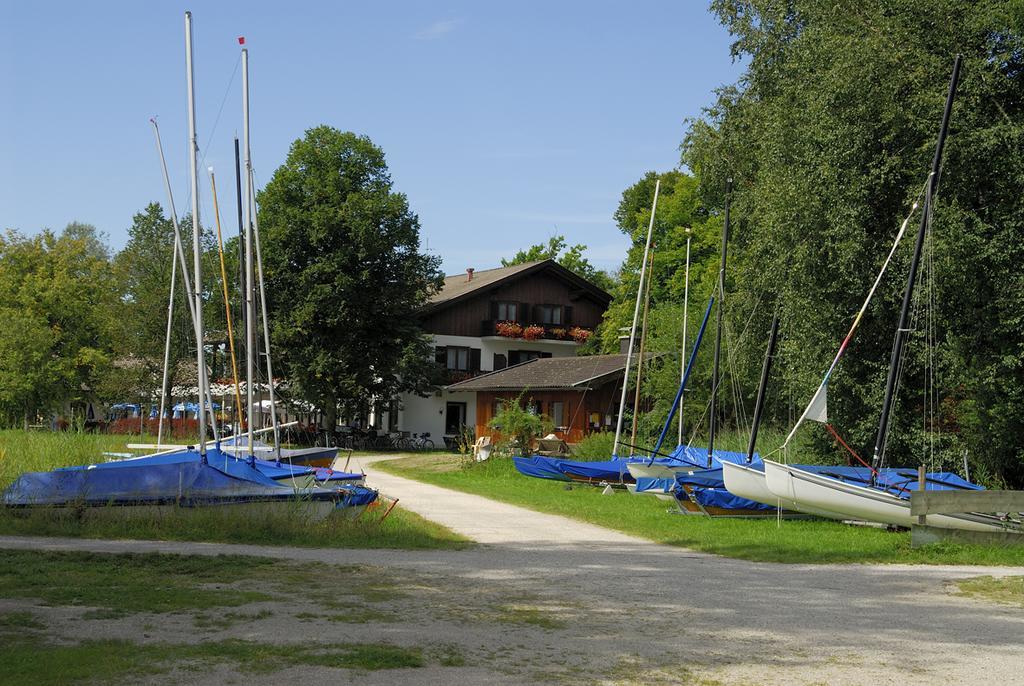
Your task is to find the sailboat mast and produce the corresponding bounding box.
[184,11,208,456]
[249,173,282,460]
[746,314,780,463]
[156,207,178,448]
[233,136,244,434]
[242,47,256,460]
[628,247,655,455]
[707,179,731,466]
[870,55,961,475]
[678,228,691,446]
[612,179,660,457]
[208,168,245,438]
[150,119,203,446]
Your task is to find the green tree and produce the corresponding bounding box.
[683,0,1024,484]
[258,126,444,430]
[502,235,615,291]
[0,225,118,425]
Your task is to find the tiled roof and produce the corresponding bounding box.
[446,354,645,392]
[427,260,546,306]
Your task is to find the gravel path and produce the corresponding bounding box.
[2,455,1022,684]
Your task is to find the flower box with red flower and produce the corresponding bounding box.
[495,321,523,338]
[568,326,591,343]
[522,325,545,341]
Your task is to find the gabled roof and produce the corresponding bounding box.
[424,259,612,314]
[446,354,646,392]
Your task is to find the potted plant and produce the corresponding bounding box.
[522,325,545,341]
[495,321,523,338]
[550,327,568,340]
[568,326,591,343]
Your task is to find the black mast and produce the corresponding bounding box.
[870,55,962,478]
[708,178,732,467]
[746,314,780,464]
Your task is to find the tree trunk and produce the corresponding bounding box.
[324,402,338,443]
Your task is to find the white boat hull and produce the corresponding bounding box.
[762,459,1017,533]
[626,463,679,481]
[720,461,849,520]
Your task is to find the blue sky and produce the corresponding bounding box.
[0,1,742,273]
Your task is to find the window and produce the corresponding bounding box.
[509,350,542,365]
[446,347,469,371]
[538,305,562,325]
[496,301,518,321]
[549,401,565,428]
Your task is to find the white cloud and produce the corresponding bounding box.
[414,18,461,40]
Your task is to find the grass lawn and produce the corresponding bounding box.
[0,549,459,685]
[0,429,470,550]
[955,575,1024,607]
[377,454,1024,566]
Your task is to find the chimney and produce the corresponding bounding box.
[466,267,474,282]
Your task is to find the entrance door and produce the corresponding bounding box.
[445,402,467,435]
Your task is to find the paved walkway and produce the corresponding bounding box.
[352,454,647,546]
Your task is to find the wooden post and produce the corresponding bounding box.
[918,465,926,526]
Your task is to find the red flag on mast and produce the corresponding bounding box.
[238,36,245,45]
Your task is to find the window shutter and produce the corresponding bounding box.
[494,353,507,370]
[470,348,481,372]
[490,301,500,320]
[532,304,542,323]
[564,305,573,325]
[434,347,446,365]
[519,302,530,324]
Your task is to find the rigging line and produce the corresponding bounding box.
[884,221,931,469]
[177,53,243,222]
[780,178,930,451]
[825,423,876,473]
[681,293,765,452]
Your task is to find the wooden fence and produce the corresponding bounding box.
[910,489,1024,547]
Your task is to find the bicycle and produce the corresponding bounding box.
[408,432,435,451]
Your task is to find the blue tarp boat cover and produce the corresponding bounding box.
[514,456,633,483]
[513,456,571,481]
[2,447,376,508]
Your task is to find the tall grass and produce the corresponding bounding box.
[0,429,471,550]
[0,430,139,489]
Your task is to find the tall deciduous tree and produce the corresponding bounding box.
[258,126,444,430]
[0,225,118,425]
[684,0,1024,484]
[502,235,615,291]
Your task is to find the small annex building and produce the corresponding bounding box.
[445,354,635,443]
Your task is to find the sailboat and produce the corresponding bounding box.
[749,56,1019,534]
[2,13,373,518]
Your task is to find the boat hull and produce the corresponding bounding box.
[762,459,1017,532]
[721,461,849,520]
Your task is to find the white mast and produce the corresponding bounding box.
[151,118,220,450]
[612,179,660,457]
[677,228,691,446]
[184,11,209,455]
[241,44,282,460]
[242,46,256,460]
[249,179,282,460]
[156,206,178,449]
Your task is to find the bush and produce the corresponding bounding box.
[488,393,552,457]
[571,431,617,460]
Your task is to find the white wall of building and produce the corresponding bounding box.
[395,333,579,442]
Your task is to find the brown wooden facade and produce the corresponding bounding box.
[422,267,608,338]
[473,383,621,444]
